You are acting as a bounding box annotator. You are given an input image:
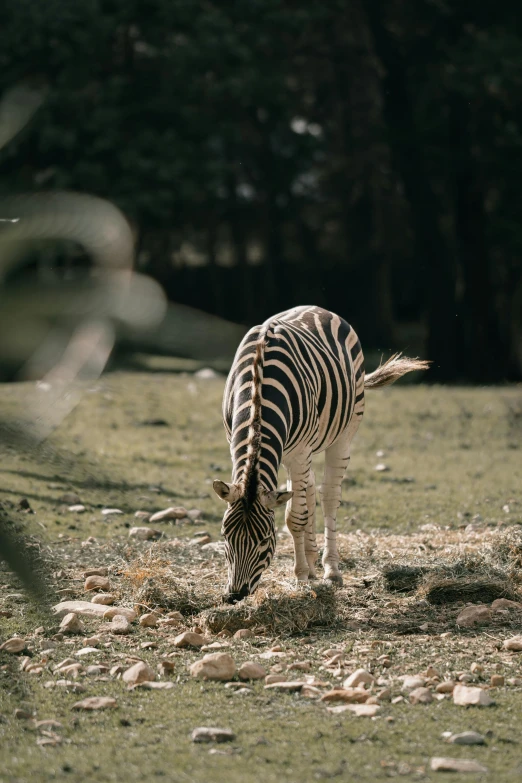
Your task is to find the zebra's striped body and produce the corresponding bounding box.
[214,306,428,602]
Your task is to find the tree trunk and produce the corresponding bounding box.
[365,5,457,380]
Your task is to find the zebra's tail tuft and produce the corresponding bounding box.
[364,353,430,389]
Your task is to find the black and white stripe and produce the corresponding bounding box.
[214,305,428,601]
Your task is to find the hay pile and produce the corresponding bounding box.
[199,583,336,635]
[382,551,520,605]
[117,544,338,635]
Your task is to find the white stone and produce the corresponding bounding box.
[456,604,492,628]
[59,613,84,634]
[174,631,208,648]
[503,636,522,651]
[53,600,120,619]
[191,726,235,743]
[68,504,86,513]
[453,684,492,707]
[101,508,123,516]
[0,638,26,653]
[189,653,236,681]
[110,615,130,634]
[400,675,426,692]
[91,593,115,605]
[448,731,486,745]
[72,697,117,711]
[238,662,267,680]
[139,613,158,628]
[149,507,188,523]
[128,526,162,540]
[84,575,111,592]
[103,607,136,622]
[122,661,155,685]
[75,647,100,657]
[327,704,381,717]
[430,757,488,773]
[343,669,374,688]
[409,687,433,704]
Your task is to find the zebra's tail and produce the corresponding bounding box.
[364,353,430,389]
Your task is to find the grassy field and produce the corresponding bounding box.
[0,370,521,783]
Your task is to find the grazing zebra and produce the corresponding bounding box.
[214,306,429,603]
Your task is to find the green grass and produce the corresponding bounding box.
[1,373,521,783]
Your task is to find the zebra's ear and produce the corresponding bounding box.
[213,480,241,503]
[260,489,293,509]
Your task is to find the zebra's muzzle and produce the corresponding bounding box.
[223,583,250,604]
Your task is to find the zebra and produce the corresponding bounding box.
[213,306,429,603]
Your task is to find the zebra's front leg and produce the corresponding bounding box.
[305,469,318,579]
[285,459,312,582]
[320,441,351,586]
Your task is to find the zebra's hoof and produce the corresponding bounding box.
[323,573,343,587]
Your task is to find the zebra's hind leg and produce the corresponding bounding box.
[320,440,351,586]
[305,469,318,579]
[285,458,312,582]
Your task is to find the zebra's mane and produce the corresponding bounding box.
[242,321,271,506]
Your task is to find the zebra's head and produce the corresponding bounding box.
[213,479,293,603]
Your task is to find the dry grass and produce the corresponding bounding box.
[110,523,522,637]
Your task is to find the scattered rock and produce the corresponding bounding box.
[436,681,456,694]
[50,680,86,692]
[456,604,492,628]
[122,662,155,686]
[194,368,220,379]
[470,662,484,674]
[233,628,253,640]
[134,511,151,520]
[75,648,100,658]
[68,505,86,513]
[503,636,522,652]
[238,662,267,680]
[453,684,492,707]
[85,665,109,676]
[401,676,426,692]
[128,527,162,540]
[430,757,488,774]
[491,598,522,612]
[188,535,211,546]
[191,726,235,743]
[409,687,433,705]
[53,600,115,619]
[59,613,84,634]
[327,704,381,717]
[84,575,110,592]
[288,661,312,672]
[72,697,117,711]
[321,689,369,704]
[58,492,81,505]
[174,632,208,648]
[101,508,123,516]
[447,731,486,746]
[133,681,174,690]
[490,674,504,687]
[0,638,26,653]
[83,567,109,578]
[265,674,287,685]
[149,507,188,523]
[139,613,158,628]
[110,615,131,634]
[103,607,136,622]
[264,681,305,693]
[374,464,390,472]
[376,688,392,701]
[343,669,374,688]
[91,593,115,605]
[190,653,236,681]
[187,509,203,521]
